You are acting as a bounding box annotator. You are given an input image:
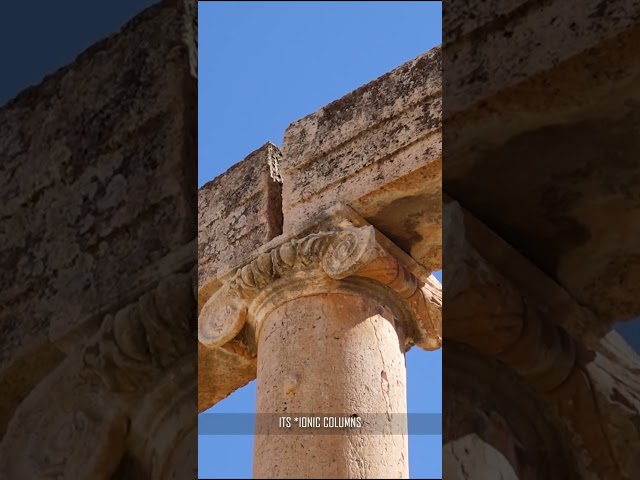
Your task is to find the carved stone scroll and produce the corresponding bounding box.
[198,225,442,352]
[0,270,197,479]
[81,271,195,393]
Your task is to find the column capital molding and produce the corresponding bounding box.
[198,225,441,352]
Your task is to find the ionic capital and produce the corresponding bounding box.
[198,226,441,352]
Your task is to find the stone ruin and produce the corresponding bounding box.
[198,45,443,478]
[0,1,197,478]
[442,1,640,478]
[0,0,638,478]
[199,0,640,477]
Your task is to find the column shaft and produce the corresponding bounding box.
[253,291,408,479]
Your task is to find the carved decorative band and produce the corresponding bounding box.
[81,271,195,393]
[228,231,340,298]
[199,226,442,351]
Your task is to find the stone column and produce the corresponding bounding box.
[199,225,441,479]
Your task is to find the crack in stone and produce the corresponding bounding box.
[372,321,393,422]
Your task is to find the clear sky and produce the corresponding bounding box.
[198,1,443,478]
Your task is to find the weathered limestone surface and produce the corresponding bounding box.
[200,226,442,353]
[444,1,640,325]
[443,3,640,476]
[444,0,640,115]
[0,1,198,478]
[198,217,443,414]
[254,294,408,479]
[198,48,444,415]
[198,142,283,300]
[200,225,441,477]
[197,143,283,412]
[1,0,194,382]
[194,0,640,477]
[198,343,256,413]
[281,47,442,273]
[444,198,640,478]
[443,342,576,480]
[199,72,445,471]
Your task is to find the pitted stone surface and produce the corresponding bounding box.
[0,0,196,445]
[0,1,198,478]
[444,1,640,326]
[198,142,283,305]
[281,46,442,273]
[254,293,409,479]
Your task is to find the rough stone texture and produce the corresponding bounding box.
[0,0,194,366]
[197,143,284,412]
[199,224,442,476]
[444,0,640,115]
[443,0,530,45]
[443,199,640,478]
[281,46,442,273]
[254,294,408,479]
[197,45,446,412]
[197,222,443,415]
[196,44,444,479]
[198,142,283,306]
[200,225,442,354]
[443,4,640,476]
[198,343,256,414]
[443,434,519,480]
[444,2,640,326]
[443,342,576,480]
[0,0,198,477]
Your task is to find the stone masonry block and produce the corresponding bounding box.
[281,46,442,272]
[198,142,283,301]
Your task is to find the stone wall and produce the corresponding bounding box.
[282,47,442,272]
[444,0,640,326]
[0,1,198,478]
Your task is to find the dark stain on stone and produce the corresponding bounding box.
[267,178,284,238]
[317,48,440,132]
[415,47,441,75]
[321,94,358,129]
[421,102,441,130]
[367,194,439,254]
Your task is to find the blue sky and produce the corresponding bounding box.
[198,1,443,478]
[198,0,443,187]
